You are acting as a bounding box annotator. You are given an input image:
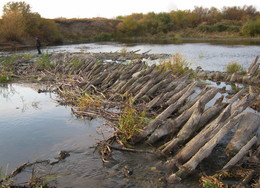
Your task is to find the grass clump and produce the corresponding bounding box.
[200,175,225,188]
[120,47,128,56]
[77,93,103,111]
[0,71,12,83]
[35,52,53,70]
[225,62,243,74]
[117,97,148,144]
[157,53,191,75]
[69,58,84,69]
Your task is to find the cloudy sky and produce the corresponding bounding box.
[0,0,259,19]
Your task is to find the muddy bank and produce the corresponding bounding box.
[0,52,259,187]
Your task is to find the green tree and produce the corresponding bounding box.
[242,16,260,36]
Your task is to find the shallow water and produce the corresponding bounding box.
[0,83,110,171]
[21,41,260,72]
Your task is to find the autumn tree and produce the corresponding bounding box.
[0,1,61,44]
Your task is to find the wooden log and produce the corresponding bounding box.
[132,79,156,103]
[146,93,164,110]
[147,88,219,144]
[230,73,237,82]
[126,70,161,95]
[160,100,204,153]
[128,71,163,98]
[222,136,258,171]
[165,83,192,106]
[133,82,196,143]
[227,88,247,104]
[248,55,259,74]
[249,63,259,76]
[162,75,189,93]
[155,82,196,121]
[225,113,260,155]
[167,93,257,169]
[178,86,212,115]
[118,76,140,93]
[167,104,232,168]
[145,77,172,98]
[197,97,227,127]
[119,61,144,80]
[151,80,189,108]
[172,113,244,179]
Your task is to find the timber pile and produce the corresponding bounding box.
[3,52,260,186]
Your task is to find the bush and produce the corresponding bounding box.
[157,53,191,75]
[117,97,148,144]
[242,18,260,36]
[225,62,243,73]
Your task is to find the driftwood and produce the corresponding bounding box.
[225,113,260,155]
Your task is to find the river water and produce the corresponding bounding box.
[18,41,260,71]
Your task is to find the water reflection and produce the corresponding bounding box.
[0,84,17,100]
[0,84,107,172]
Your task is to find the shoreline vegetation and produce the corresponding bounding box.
[0,2,259,49]
[0,52,259,187]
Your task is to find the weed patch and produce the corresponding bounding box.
[225,62,244,74]
[35,52,53,70]
[117,97,148,144]
[157,53,191,75]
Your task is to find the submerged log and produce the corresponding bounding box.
[225,113,260,155]
[222,136,258,171]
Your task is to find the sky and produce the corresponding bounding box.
[0,0,259,19]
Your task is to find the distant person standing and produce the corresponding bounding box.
[36,37,41,54]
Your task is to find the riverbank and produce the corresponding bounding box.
[1,37,260,52]
[0,52,259,187]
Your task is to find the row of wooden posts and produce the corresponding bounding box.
[45,53,260,183]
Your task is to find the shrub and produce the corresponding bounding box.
[157,53,191,75]
[242,17,260,36]
[225,62,243,73]
[117,97,148,144]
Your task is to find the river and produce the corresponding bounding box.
[10,41,259,71]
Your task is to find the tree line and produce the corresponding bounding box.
[116,5,260,37]
[0,1,259,46]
